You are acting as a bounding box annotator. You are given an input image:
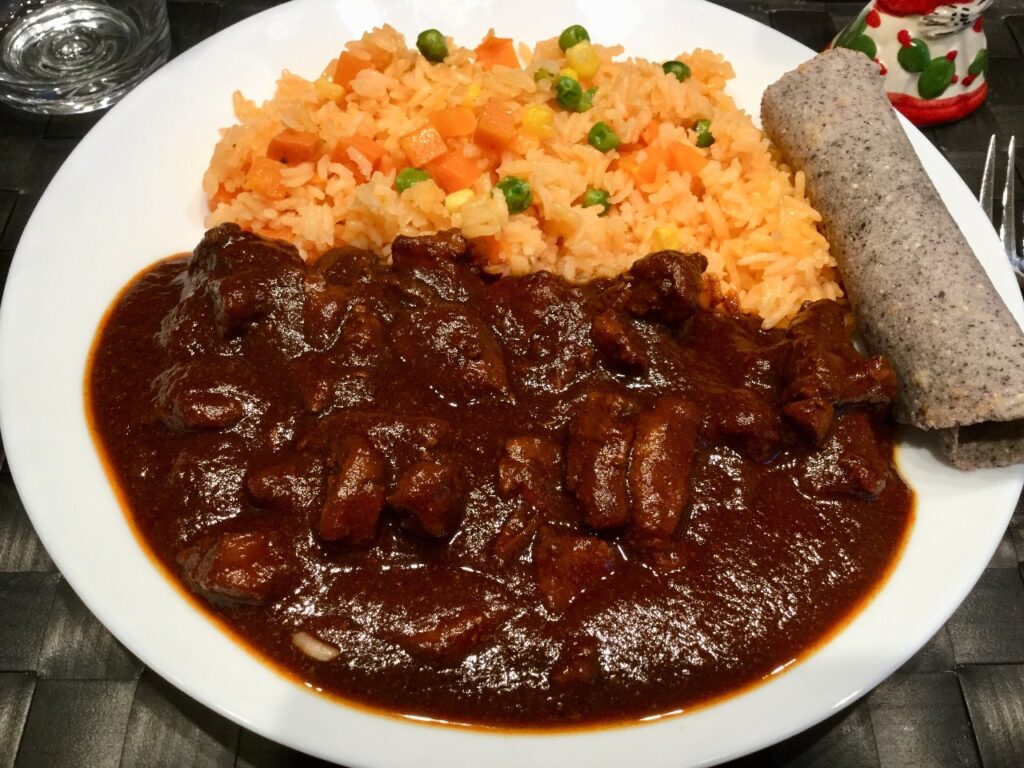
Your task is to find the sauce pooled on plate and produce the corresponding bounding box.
[87,224,912,726]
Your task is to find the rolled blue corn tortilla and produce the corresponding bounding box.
[761,48,1024,469]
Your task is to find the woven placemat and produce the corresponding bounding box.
[1,1,1023,765]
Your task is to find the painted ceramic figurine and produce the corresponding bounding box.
[832,0,990,125]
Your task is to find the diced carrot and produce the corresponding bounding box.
[641,146,669,185]
[471,235,503,264]
[209,184,233,210]
[266,128,322,165]
[508,131,529,156]
[429,106,478,138]
[615,145,673,191]
[616,153,640,179]
[243,155,286,199]
[474,100,518,151]
[399,125,448,167]
[667,141,708,193]
[424,151,482,193]
[332,134,386,180]
[621,145,667,187]
[332,51,374,86]
[475,33,519,69]
[378,153,397,175]
[640,119,661,145]
[667,141,708,177]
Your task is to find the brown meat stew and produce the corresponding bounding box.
[88,224,912,726]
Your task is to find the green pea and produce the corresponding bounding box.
[395,167,431,192]
[694,118,714,148]
[581,187,611,215]
[662,60,691,81]
[533,67,556,83]
[555,76,582,110]
[587,121,620,153]
[554,77,596,112]
[558,24,590,52]
[416,29,448,63]
[496,176,532,214]
[579,86,597,111]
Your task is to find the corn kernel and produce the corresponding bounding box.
[444,188,475,212]
[565,40,600,79]
[651,225,681,252]
[522,104,555,139]
[463,84,481,106]
[314,77,345,101]
[559,67,578,81]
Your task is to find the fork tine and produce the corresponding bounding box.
[980,133,996,220]
[1001,136,1018,269]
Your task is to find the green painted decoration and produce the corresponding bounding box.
[917,56,955,99]
[834,13,877,60]
[968,49,988,77]
[897,39,930,74]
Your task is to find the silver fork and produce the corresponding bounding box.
[980,134,1022,285]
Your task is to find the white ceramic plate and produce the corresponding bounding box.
[1,1,1021,765]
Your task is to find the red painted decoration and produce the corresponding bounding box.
[864,0,989,126]
[875,0,942,16]
[889,82,988,126]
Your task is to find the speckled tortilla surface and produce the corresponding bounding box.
[761,49,1024,468]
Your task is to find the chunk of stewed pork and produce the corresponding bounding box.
[483,270,594,392]
[318,436,387,544]
[490,506,541,564]
[784,300,897,410]
[566,389,637,529]
[154,358,261,431]
[590,309,649,372]
[246,451,325,516]
[706,387,783,462]
[783,398,835,446]
[297,411,452,474]
[189,226,307,356]
[627,397,699,546]
[302,276,350,350]
[497,436,570,518]
[390,229,470,302]
[392,304,509,401]
[178,530,287,605]
[388,459,462,538]
[288,352,377,414]
[398,604,504,665]
[614,250,707,325]
[311,244,378,285]
[800,409,890,497]
[533,526,616,612]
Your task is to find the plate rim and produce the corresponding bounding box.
[1,1,1021,766]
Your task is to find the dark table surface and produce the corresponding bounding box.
[1,1,1024,766]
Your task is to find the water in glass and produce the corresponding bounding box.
[0,0,170,114]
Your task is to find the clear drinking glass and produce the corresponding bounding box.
[0,0,170,114]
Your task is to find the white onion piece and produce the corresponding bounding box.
[292,631,340,662]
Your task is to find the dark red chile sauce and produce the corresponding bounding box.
[87,224,912,727]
